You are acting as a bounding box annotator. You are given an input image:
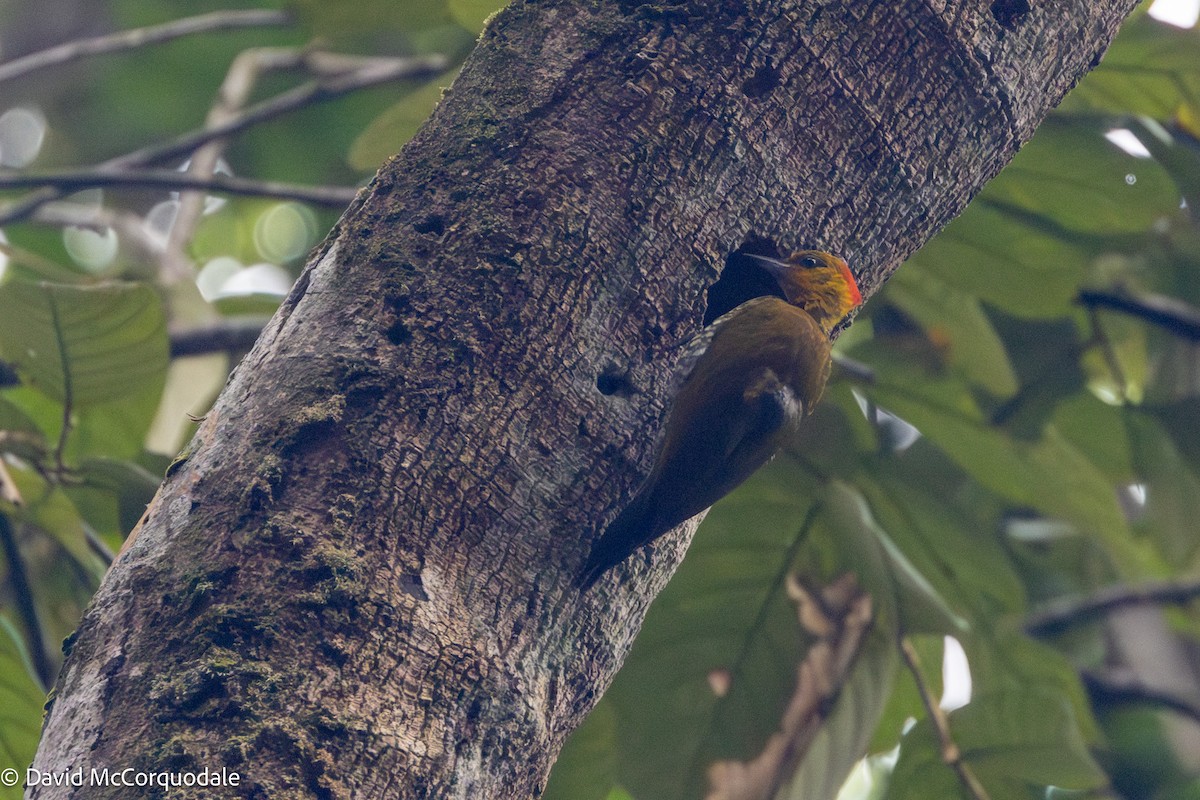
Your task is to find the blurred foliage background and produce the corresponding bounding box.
[1,1,1200,799]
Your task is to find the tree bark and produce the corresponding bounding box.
[30,1,1139,798]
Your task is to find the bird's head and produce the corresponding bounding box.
[746,250,862,334]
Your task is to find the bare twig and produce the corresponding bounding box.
[0,53,447,226]
[170,320,269,357]
[1082,668,1200,726]
[0,513,56,691]
[164,47,303,279]
[0,9,291,84]
[82,522,115,567]
[113,53,448,170]
[1079,289,1200,342]
[899,636,991,800]
[45,293,74,476]
[161,46,397,278]
[0,168,359,207]
[1026,578,1200,636]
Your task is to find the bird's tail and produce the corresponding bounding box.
[576,491,655,591]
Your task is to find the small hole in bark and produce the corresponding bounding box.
[597,368,636,397]
[320,640,349,667]
[742,63,780,98]
[466,695,487,723]
[990,0,1030,29]
[414,215,445,236]
[386,320,412,346]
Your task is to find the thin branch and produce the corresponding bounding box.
[1026,578,1200,636]
[0,168,360,207]
[159,47,421,280]
[1079,289,1200,342]
[899,636,991,800]
[82,523,115,567]
[0,513,56,691]
[165,46,308,280]
[1082,668,1200,726]
[0,53,447,226]
[111,53,449,169]
[170,320,269,358]
[45,293,74,476]
[0,9,291,84]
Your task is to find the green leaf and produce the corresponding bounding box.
[960,691,1104,789]
[882,728,961,800]
[1127,116,1200,214]
[349,76,457,171]
[885,269,1018,398]
[889,688,1106,800]
[544,699,618,800]
[985,117,1178,235]
[68,457,161,538]
[908,204,1087,319]
[0,616,45,800]
[777,631,898,800]
[860,376,1152,575]
[1061,16,1200,117]
[0,395,47,463]
[860,458,1026,622]
[1127,412,1200,565]
[69,383,166,462]
[1047,390,1132,484]
[1146,397,1200,474]
[447,0,506,32]
[819,482,967,636]
[604,460,823,800]
[0,395,40,436]
[869,635,943,753]
[0,281,168,408]
[3,461,106,582]
[986,312,1087,439]
[966,631,1101,745]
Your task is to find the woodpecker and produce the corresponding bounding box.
[578,250,863,590]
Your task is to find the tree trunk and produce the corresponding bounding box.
[30,1,1139,797]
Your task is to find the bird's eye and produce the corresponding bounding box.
[798,255,822,268]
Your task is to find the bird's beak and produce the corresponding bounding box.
[743,253,791,278]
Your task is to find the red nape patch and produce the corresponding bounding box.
[837,261,863,307]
